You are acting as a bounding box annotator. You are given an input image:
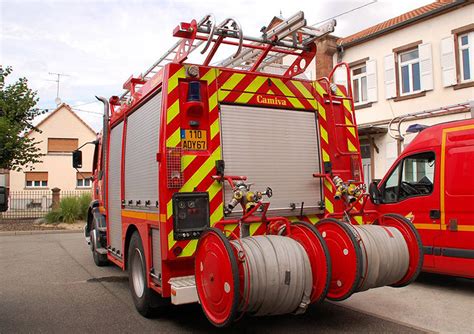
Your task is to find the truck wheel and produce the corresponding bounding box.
[128,231,168,317]
[91,226,108,267]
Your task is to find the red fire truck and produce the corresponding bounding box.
[367,117,474,279]
[73,12,423,327]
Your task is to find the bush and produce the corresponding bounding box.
[44,193,92,224]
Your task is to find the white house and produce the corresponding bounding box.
[332,0,473,183]
[9,103,97,193]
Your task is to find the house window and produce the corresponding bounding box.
[76,172,92,188]
[459,33,473,82]
[352,65,368,104]
[398,49,421,95]
[48,138,78,153]
[25,172,48,188]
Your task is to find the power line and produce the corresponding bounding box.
[311,0,378,27]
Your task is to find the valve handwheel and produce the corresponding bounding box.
[195,228,239,327]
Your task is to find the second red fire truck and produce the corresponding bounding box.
[73,12,423,327]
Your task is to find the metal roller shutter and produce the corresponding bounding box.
[220,105,323,216]
[124,92,161,211]
[108,122,124,254]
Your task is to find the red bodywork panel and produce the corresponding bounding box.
[367,119,474,278]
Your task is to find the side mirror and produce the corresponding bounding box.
[368,180,382,205]
[0,186,8,212]
[72,150,83,169]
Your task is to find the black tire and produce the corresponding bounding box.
[91,225,108,267]
[127,231,169,318]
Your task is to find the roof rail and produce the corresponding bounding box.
[119,12,335,100]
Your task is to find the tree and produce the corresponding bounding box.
[0,66,43,171]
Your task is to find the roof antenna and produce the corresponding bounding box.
[279,9,283,18]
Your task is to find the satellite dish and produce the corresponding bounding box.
[55,97,62,106]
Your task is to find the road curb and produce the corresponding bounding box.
[0,229,83,236]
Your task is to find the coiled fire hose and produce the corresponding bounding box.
[353,225,410,291]
[230,235,313,316]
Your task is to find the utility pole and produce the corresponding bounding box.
[48,72,70,104]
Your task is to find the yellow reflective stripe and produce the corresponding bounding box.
[287,97,305,109]
[317,102,327,121]
[207,180,221,201]
[271,78,295,96]
[210,119,220,139]
[336,88,352,112]
[220,73,245,91]
[347,139,358,152]
[236,92,254,104]
[223,223,238,234]
[288,216,299,222]
[345,116,356,137]
[166,100,180,124]
[292,80,313,99]
[182,155,197,170]
[320,125,328,144]
[354,216,363,225]
[201,68,217,84]
[209,91,218,111]
[324,179,333,192]
[166,128,181,147]
[210,203,224,226]
[413,223,439,231]
[121,210,159,221]
[291,81,317,109]
[322,149,330,162]
[168,231,176,249]
[179,240,198,257]
[308,215,319,224]
[250,223,262,235]
[180,147,221,192]
[314,82,327,97]
[167,67,186,94]
[267,89,275,95]
[246,76,267,92]
[325,197,334,213]
[167,201,173,219]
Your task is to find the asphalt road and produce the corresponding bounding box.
[0,233,431,333]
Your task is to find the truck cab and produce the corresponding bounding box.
[369,119,474,278]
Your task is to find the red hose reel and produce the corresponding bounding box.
[194,213,422,327]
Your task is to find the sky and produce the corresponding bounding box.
[1,0,433,131]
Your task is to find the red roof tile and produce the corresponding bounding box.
[338,0,459,46]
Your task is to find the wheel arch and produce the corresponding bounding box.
[124,224,139,270]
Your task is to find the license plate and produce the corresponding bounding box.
[181,129,207,150]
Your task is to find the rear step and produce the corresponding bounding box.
[168,275,198,305]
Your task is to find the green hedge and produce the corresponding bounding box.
[45,193,92,224]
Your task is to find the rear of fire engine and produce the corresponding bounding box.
[76,12,423,327]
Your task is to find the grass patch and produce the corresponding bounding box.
[45,193,92,224]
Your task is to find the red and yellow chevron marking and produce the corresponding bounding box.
[217,70,316,110]
[313,81,335,217]
[164,65,225,258]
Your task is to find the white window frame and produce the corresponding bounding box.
[458,33,473,83]
[76,178,92,188]
[26,180,48,188]
[351,64,368,105]
[398,49,421,96]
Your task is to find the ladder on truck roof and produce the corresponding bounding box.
[120,11,335,101]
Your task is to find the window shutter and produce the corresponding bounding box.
[333,66,348,90]
[384,54,396,99]
[440,36,456,87]
[366,59,378,102]
[25,172,48,181]
[418,43,433,91]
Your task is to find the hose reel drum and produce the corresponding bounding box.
[194,213,422,327]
